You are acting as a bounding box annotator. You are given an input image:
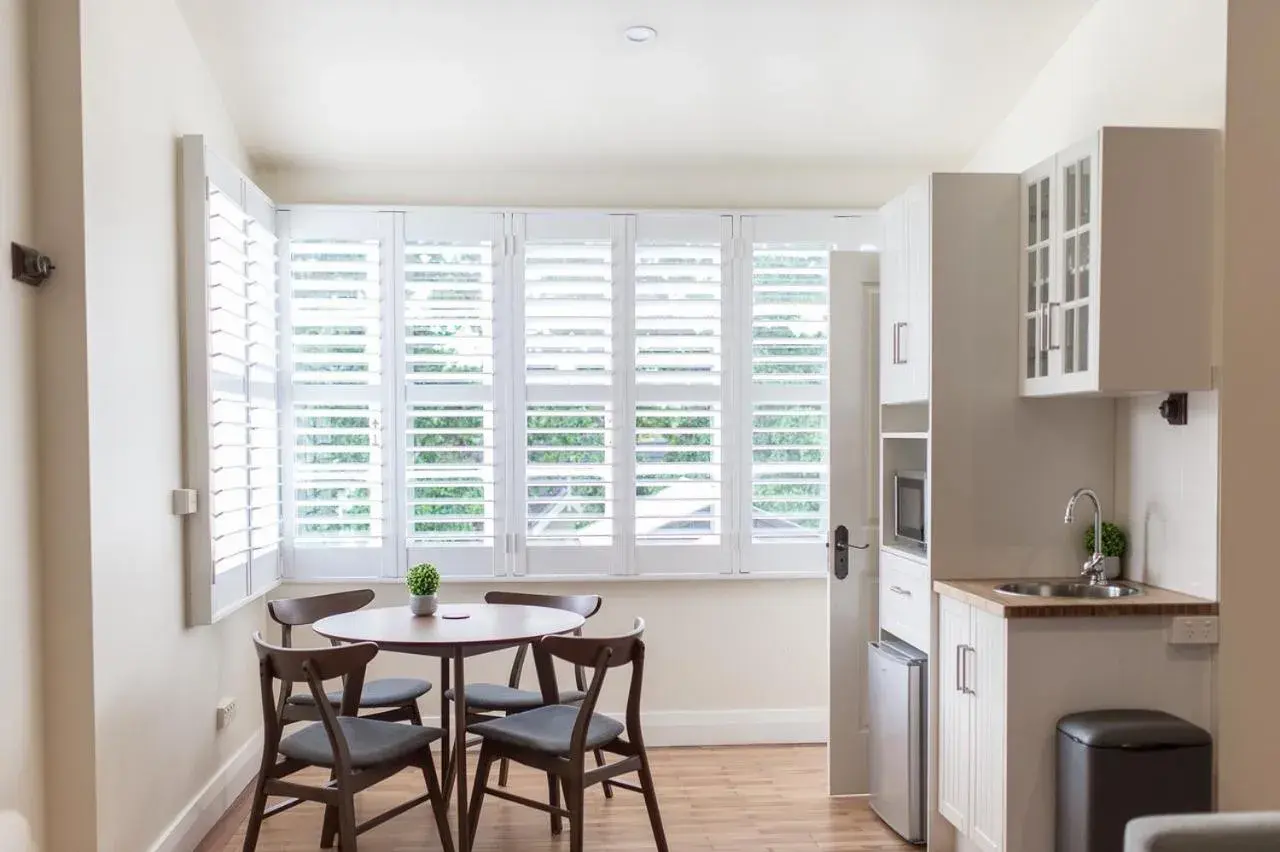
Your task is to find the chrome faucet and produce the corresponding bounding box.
[1064,488,1108,586]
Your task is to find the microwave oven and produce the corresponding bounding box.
[894,470,927,547]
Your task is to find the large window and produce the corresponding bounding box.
[183,151,872,590]
[273,209,870,580]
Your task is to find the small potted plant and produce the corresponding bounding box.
[1084,522,1127,581]
[406,562,441,616]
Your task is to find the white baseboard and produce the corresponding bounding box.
[423,707,827,747]
[147,730,262,852]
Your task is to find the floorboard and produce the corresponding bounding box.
[212,745,914,851]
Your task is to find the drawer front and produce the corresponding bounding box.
[879,550,929,651]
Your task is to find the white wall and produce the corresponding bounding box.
[275,579,828,745]
[68,0,268,849]
[964,0,1226,600]
[0,0,42,847]
[258,162,920,210]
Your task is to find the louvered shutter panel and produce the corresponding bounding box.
[281,209,389,578]
[515,213,624,576]
[632,215,732,574]
[738,216,860,573]
[180,136,282,624]
[403,211,505,576]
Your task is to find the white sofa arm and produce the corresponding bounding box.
[1126,812,1280,851]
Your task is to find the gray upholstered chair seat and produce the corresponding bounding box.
[468,704,624,755]
[286,677,431,709]
[279,717,443,769]
[445,682,586,711]
[1125,812,1280,851]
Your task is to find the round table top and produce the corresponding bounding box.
[312,603,585,652]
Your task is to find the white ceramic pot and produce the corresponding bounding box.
[1103,556,1122,581]
[409,594,439,616]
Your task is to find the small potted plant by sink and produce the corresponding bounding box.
[406,562,441,616]
[1084,522,1127,581]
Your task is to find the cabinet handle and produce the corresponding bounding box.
[888,585,911,596]
[964,645,977,696]
[893,322,908,364]
[1039,304,1049,353]
[954,644,964,693]
[1047,302,1061,351]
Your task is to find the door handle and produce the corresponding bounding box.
[963,645,977,696]
[955,644,964,693]
[1047,302,1061,351]
[827,524,869,580]
[888,585,911,597]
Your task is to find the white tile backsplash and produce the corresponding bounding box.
[1118,391,1219,599]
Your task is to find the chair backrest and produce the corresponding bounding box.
[535,618,647,756]
[267,589,375,647]
[252,632,378,769]
[484,591,603,692]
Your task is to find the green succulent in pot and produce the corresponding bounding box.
[407,562,441,615]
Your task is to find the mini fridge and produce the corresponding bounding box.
[868,637,927,844]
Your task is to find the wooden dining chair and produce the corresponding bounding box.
[443,591,612,795]
[243,633,454,852]
[465,618,668,852]
[268,589,432,724]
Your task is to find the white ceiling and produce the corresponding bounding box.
[179,0,1096,173]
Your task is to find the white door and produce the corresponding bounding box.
[827,251,878,794]
[937,594,973,833]
[878,197,911,404]
[903,179,931,402]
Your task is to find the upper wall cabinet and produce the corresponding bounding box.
[880,179,931,404]
[1019,127,1218,397]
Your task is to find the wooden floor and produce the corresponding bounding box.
[210,745,913,851]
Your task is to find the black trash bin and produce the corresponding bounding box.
[1057,709,1212,852]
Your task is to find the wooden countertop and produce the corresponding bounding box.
[933,578,1218,619]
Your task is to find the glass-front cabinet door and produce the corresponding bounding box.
[1020,157,1055,392]
[1057,136,1098,383]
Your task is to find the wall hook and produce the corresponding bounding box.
[11,242,56,286]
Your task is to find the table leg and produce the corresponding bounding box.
[439,655,452,786]
[453,652,470,852]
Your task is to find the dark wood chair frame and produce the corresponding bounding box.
[268,589,425,725]
[465,618,669,852]
[445,591,612,797]
[243,633,455,852]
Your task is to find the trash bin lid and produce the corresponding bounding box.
[1057,709,1211,749]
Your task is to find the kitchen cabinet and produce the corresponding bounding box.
[879,179,930,404]
[937,595,1006,852]
[1018,127,1217,397]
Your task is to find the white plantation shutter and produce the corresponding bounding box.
[737,216,861,574]
[281,209,390,578]
[180,136,282,624]
[632,215,732,575]
[402,212,506,576]
[515,213,625,576]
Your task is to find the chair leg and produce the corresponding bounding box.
[496,709,511,787]
[593,748,613,798]
[420,748,456,852]
[638,751,670,852]
[566,777,585,852]
[468,742,496,846]
[337,785,358,851]
[407,699,424,727]
[546,771,563,836]
[320,768,340,848]
[240,771,269,852]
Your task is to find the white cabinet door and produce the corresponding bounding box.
[879,195,912,403]
[937,595,972,833]
[903,179,931,402]
[969,608,1006,852]
[1051,134,1100,395]
[1020,156,1056,394]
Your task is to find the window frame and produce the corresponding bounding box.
[274,204,878,583]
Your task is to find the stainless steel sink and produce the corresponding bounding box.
[994,581,1142,599]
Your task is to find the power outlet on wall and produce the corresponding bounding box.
[1169,616,1219,646]
[216,697,237,731]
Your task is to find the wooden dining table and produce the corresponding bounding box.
[312,602,586,852]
